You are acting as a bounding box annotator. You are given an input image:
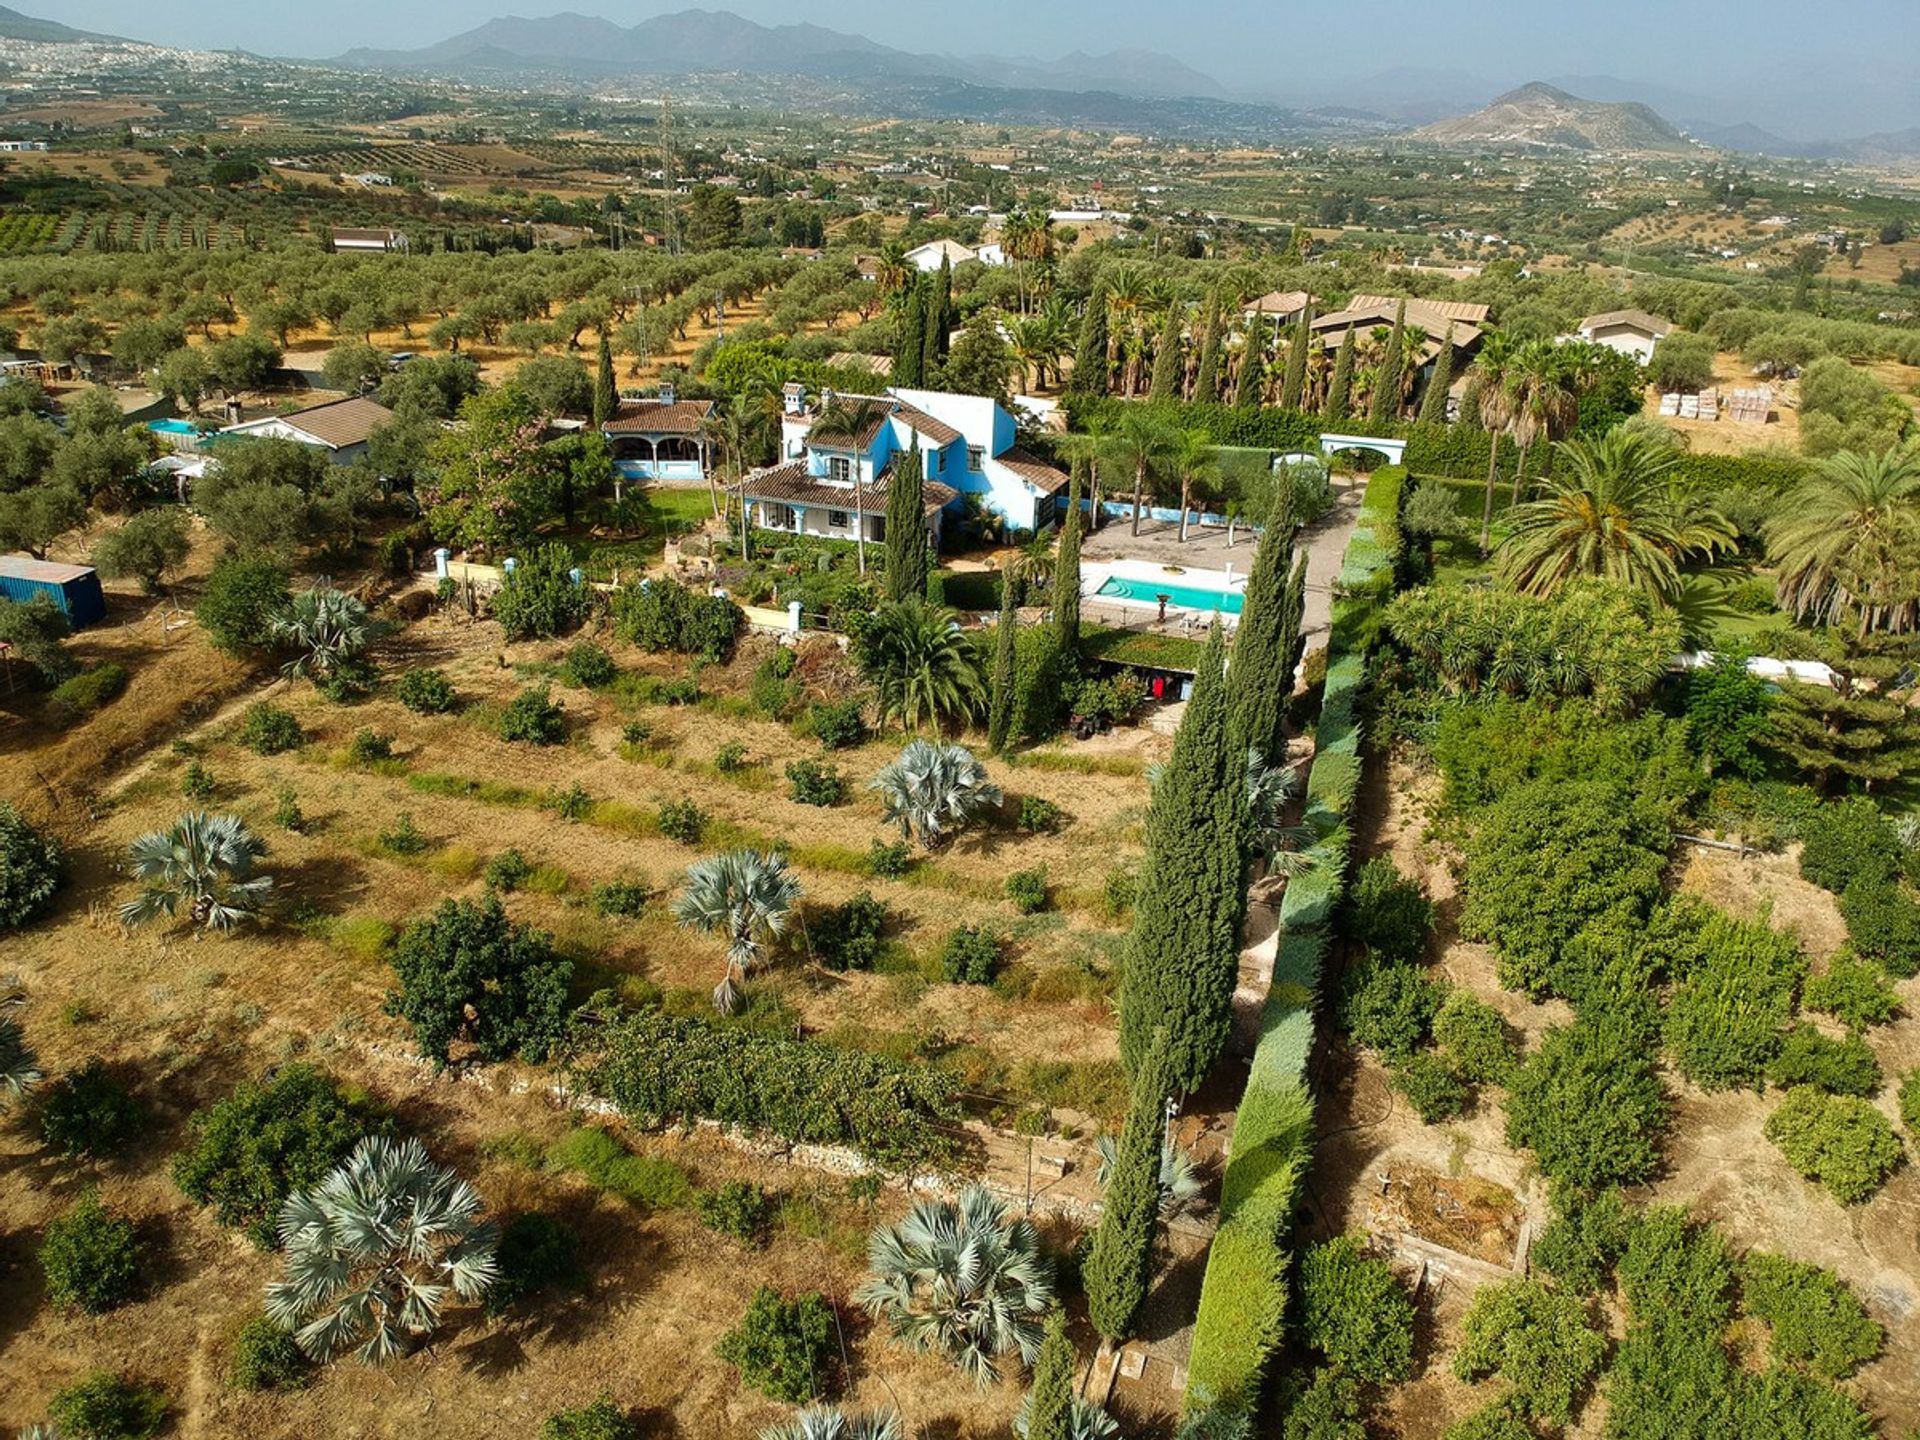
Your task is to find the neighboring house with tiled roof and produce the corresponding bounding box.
[902,238,977,272]
[745,383,1068,546]
[218,395,395,463]
[1243,289,1313,323]
[1308,294,1491,416]
[599,387,716,484]
[1574,309,1673,364]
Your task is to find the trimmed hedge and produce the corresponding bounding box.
[1184,464,1405,1419]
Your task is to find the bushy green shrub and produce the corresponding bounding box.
[51,662,128,717]
[40,1188,146,1314]
[1766,1025,1881,1096]
[499,685,565,745]
[1431,990,1519,1086]
[612,577,741,660]
[1803,954,1899,1030]
[486,1212,586,1316]
[1662,908,1804,1091]
[1278,1368,1365,1440]
[1764,1086,1903,1204]
[1389,1052,1467,1124]
[237,701,303,755]
[562,641,617,689]
[385,895,573,1069]
[395,666,459,714]
[0,801,63,929]
[198,553,290,655]
[485,847,533,893]
[1006,866,1049,915]
[271,786,304,832]
[1340,961,1444,1061]
[180,760,216,800]
[1902,1069,1920,1137]
[1531,1185,1631,1294]
[810,891,888,972]
[806,697,867,750]
[1297,1235,1415,1382]
[1018,794,1064,834]
[376,811,430,856]
[657,798,706,844]
[1838,878,1920,977]
[1345,857,1435,966]
[590,879,650,917]
[540,1396,637,1440]
[48,1371,167,1440]
[941,925,1003,984]
[1799,798,1899,895]
[1442,1403,1533,1440]
[1620,1206,1733,1327]
[1453,1277,1605,1425]
[713,740,749,774]
[785,757,846,806]
[1738,1251,1881,1378]
[493,543,592,640]
[37,1057,143,1158]
[349,726,395,765]
[714,1285,836,1402]
[229,1315,311,1391]
[694,1180,773,1247]
[172,1064,374,1248]
[1505,1018,1670,1192]
[866,838,911,878]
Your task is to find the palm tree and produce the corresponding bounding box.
[1244,749,1322,876]
[1766,440,1920,635]
[1094,1133,1204,1218]
[1496,429,1735,605]
[1107,407,1180,537]
[1171,430,1221,543]
[870,738,1004,848]
[855,1186,1052,1386]
[856,600,986,730]
[270,586,368,686]
[1016,1393,1120,1440]
[1055,417,1114,531]
[672,848,802,1015]
[266,1135,498,1364]
[875,241,911,299]
[1472,333,1517,554]
[121,811,272,931]
[0,985,40,1107]
[814,395,889,576]
[762,1407,906,1440]
[1504,340,1580,505]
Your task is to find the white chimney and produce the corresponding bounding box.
[782,382,807,415]
[658,382,676,406]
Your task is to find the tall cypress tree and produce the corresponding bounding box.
[1279,303,1312,411]
[1068,282,1109,397]
[1193,290,1223,402]
[1118,625,1246,1091]
[1086,1025,1173,1341]
[884,445,928,602]
[1024,1310,1077,1440]
[987,575,1019,754]
[1225,483,1300,768]
[1054,467,1083,656]
[893,280,926,387]
[593,331,617,428]
[1369,300,1407,426]
[1233,316,1266,408]
[1419,325,1456,426]
[1279,551,1311,690]
[1148,304,1183,402]
[1324,327,1356,422]
[923,255,953,379]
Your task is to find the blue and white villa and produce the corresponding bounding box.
[737,384,1068,548]
[600,386,714,486]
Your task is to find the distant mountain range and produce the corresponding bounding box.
[0,3,130,45]
[1411,82,1694,152]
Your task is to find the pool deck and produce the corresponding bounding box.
[1081,559,1249,628]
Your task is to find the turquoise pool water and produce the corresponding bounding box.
[148,419,199,436]
[1095,574,1244,615]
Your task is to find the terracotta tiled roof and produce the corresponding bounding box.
[889,401,962,447]
[603,399,714,435]
[1245,289,1312,317]
[1348,293,1491,326]
[996,447,1070,496]
[1580,308,1672,337]
[274,395,394,449]
[739,461,955,517]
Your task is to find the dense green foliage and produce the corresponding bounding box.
[1737,1252,1881,1378]
[386,896,573,1069]
[1453,1278,1605,1424]
[37,1057,143,1158]
[197,554,292,656]
[1084,1028,1172,1340]
[499,685,567,745]
[395,666,460,714]
[1297,1235,1415,1383]
[1505,1018,1670,1192]
[229,1315,312,1392]
[1662,910,1805,1090]
[0,801,64,930]
[613,576,741,660]
[487,1212,587,1316]
[47,1372,168,1440]
[493,543,593,639]
[237,701,304,756]
[1763,1086,1903,1204]
[40,1188,147,1314]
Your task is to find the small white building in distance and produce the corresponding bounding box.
[330,227,409,254]
[902,238,983,272]
[1574,308,1674,364]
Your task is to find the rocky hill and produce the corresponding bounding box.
[1413,82,1694,151]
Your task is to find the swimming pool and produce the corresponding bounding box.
[148,419,199,436]
[1095,574,1244,615]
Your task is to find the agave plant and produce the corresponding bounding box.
[671,848,803,1015]
[266,1135,498,1364]
[270,584,369,683]
[760,1406,907,1440]
[870,739,1003,849]
[1094,1133,1204,1219]
[855,1185,1052,1386]
[1015,1392,1121,1440]
[120,811,272,931]
[0,984,40,1107]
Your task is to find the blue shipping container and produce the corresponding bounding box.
[0,555,107,628]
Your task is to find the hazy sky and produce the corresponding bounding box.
[51,0,1920,136]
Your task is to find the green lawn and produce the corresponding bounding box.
[563,487,718,576]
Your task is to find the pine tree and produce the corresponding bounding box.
[1324,327,1356,422]
[593,332,617,428]
[923,256,953,379]
[1225,483,1301,768]
[1024,1310,1077,1440]
[1068,282,1109,397]
[893,280,927,387]
[1765,628,1920,793]
[1368,300,1407,426]
[1279,303,1312,411]
[1148,304,1182,402]
[987,575,1019,755]
[884,446,928,602]
[1233,316,1266,408]
[1055,467,1083,655]
[1193,291,1223,402]
[1118,625,1247,1091]
[1418,325,1455,426]
[1086,1026,1174,1340]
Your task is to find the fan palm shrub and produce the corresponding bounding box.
[270,584,369,684]
[856,600,985,730]
[1094,1133,1204,1217]
[870,739,1003,849]
[120,811,272,931]
[855,1185,1052,1385]
[265,1135,498,1364]
[0,985,39,1106]
[760,1407,906,1440]
[671,849,802,1015]
[1766,440,1920,634]
[1015,1392,1121,1440]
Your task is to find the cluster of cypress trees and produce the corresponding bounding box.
[891,257,954,388]
[1068,280,1110,397]
[1085,1027,1174,1340]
